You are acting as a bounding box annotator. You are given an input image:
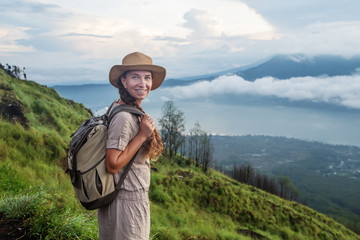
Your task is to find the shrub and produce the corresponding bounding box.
[0,193,41,219]
[0,190,98,240]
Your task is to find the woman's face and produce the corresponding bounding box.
[121,70,153,102]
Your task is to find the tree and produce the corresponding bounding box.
[278,174,295,199]
[158,101,185,158]
[179,134,187,164]
[200,133,214,172]
[289,183,300,201]
[262,174,270,192]
[239,165,247,183]
[187,122,214,172]
[188,121,204,166]
[238,164,256,185]
[269,177,279,195]
[229,163,293,198]
[255,172,263,189]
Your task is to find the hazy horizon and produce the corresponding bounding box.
[54,74,360,148]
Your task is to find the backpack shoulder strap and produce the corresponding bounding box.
[108,104,145,124]
[106,104,145,190]
[104,101,117,116]
[115,149,141,190]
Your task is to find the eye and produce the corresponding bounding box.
[145,76,152,81]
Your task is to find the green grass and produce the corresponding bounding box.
[212,135,360,233]
[148,157,359,240]
[0,188,98,239]
[1,68,359,239]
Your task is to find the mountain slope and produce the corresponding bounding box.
[1,68,359,239]
[212,135,360,233]
[237,54,360,81]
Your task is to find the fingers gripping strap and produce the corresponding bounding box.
[108,105,145,123]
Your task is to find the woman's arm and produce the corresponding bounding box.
[106,114,155,175]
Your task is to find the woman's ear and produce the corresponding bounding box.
[121,76,127,89]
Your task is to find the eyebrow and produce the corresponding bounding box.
[129,73,151,76]
[129,73,152,77]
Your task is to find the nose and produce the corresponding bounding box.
[138,77,146,87]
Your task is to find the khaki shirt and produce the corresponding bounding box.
[106,101,150,191]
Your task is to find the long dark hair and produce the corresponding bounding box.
[117,72,163,160]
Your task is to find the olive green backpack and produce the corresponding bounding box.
[67,104,144,210]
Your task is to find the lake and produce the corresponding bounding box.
[54,84,360,147]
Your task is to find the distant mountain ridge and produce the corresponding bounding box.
[53,53,360,113]
[161,57,270,87]
[161,54,360,86]
[53,54,360,89]
[239,54,360,81]
[52,54,360,89]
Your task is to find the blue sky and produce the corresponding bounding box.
[1,0,360,85]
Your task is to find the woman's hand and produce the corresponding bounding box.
[106,114,155,175]
[138,114,155,139]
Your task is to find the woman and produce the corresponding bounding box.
[98,52,165,240]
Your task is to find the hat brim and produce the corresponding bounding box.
[109,64,166,90]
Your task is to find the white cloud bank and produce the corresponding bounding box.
[166,74,360,109]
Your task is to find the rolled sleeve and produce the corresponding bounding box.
[106,112,138,151]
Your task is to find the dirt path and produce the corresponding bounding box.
[0,220,32,240]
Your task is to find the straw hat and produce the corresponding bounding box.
[109,52,166,90]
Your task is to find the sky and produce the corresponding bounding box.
[1,0,360,86]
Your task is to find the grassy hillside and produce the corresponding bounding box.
[212,135,360,233]
[0,68,359,239]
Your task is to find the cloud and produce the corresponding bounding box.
[183,9,222,38]
[242,0,360,29]
[0,0,74,54]
[0,0,61,14]
[181,1,274,37]
[275,21,360,57]
[0,26,35,54]
[165,74,360,109]
[158,3,276,49]
[60,33,112,39]
[1,0,360,85]
[0,0,71,30]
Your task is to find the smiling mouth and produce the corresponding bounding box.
[135,89,147,93]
